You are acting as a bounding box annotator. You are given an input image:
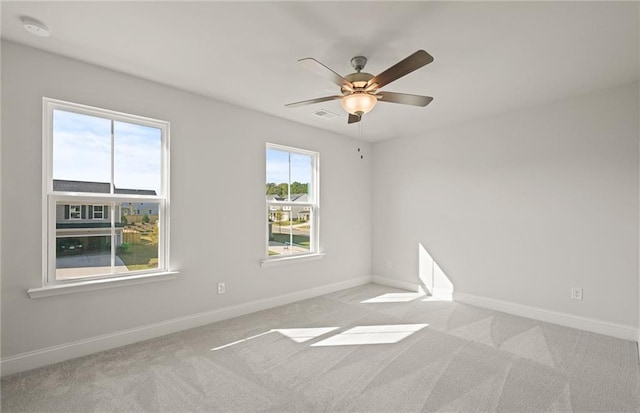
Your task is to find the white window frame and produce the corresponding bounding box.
[93,205,104,220]
[40,98,172,289]
[264,143,320,262]
[68,204,81,220]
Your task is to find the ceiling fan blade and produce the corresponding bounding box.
[376,92,433,107]
[299,58,354,90]
[285,95,342,108]
[347,113,362,124]
[367,50,434,89]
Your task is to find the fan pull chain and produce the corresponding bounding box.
[359,121,364,159]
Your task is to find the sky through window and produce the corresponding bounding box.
[53,110,162,194]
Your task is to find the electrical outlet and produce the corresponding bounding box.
[571,287,582,301]
[386,260,392,269]
[218,282,226,294]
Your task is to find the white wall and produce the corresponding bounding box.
[0,41,372,359]
[372,84,639,329]
[637,4,640,346]
[2,38,638,371]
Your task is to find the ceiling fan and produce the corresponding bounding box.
[285,50,434,124]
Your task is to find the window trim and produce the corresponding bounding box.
[264,143,320,262]
[41,98,172,288]
[93,205,104,220]
[68,204,82,220]
[27,271,179,298]
[260,252,326,267]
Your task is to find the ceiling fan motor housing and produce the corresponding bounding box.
[342,72,375,94]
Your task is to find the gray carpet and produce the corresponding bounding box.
[2,284,639,412]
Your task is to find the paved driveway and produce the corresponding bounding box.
[56,253,128,280]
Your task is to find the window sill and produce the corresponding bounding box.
[27,271,179,299]
[260,253,326,267]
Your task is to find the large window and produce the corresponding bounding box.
[266,144,319,258]
[43,98,170,283]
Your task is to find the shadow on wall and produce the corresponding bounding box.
[418,242,454,299]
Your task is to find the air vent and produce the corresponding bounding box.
[313,109,338,119]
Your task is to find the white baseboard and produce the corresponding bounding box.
[371,275,419,292]
[1,275,372,377]
[431,288,454,300]
[453,291,638,342]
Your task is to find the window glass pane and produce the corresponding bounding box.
[69,205,81,219]
[268,206,311,256]
[48,100,168,282]
[290,152,312,202]
[55,200,160,280]
[114,121,161,196]
[116,201,160,273]
[93,205,104,219]
[266,148,290,201]
[53,110,111,193]
[56,235,112,280]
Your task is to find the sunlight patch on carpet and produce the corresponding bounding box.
[275,327,339,343]
[311,324,428,347]
[211,327,340,350]
[361,292,426,304]
[211,330,274,350]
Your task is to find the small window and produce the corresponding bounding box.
[93,205,104,219]
[266,144,319,258]
[69,205,81,220]
[43,98,170,283]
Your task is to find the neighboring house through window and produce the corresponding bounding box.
[265,144,319,258]
[43,98,170,283]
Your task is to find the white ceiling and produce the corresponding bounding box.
[2,1,638,142]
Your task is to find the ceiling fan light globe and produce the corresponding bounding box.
[341,93,377,115]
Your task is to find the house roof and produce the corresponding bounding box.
[114,188,158,196]
[53,180,156,196]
